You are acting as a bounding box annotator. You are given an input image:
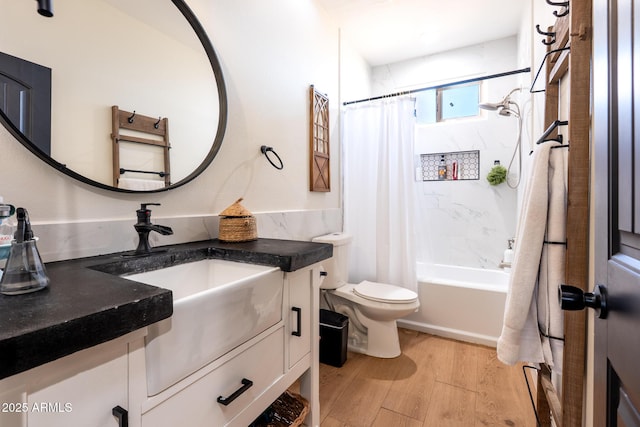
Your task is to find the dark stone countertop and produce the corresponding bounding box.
[0,238,332,380]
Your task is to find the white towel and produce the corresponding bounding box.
[497,142,566,370]
[118,177,165,191]
[538,145,566,373]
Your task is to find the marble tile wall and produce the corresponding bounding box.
[31,208,342,263]
[414,114,519,270]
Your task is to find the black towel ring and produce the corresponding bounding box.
[260,145,284,170]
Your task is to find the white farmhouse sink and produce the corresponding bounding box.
[122,259,283,396]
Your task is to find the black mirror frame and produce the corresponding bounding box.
[0,0,228,194]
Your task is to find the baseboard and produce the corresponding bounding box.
[397,319,498,348]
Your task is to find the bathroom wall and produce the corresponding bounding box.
[0,0,366,262]
[368,37,525,269]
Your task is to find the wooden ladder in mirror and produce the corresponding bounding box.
[111,105,171,189]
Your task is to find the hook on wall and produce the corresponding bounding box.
[127,110,136,124]
[154,117,162,129]
[536,24,556,46]
[546,0,570,17]
[553,7,569,17]
[260,145,284,170]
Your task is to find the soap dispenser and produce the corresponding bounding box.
[0,208,49,295]
[438,155,446,180]
[501,238,515,271]
[0,196,16,247]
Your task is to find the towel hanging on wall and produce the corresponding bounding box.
[497,140,566,371]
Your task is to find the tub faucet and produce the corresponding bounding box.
[134,203,173,255]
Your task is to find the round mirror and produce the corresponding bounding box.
[0,0,227,192]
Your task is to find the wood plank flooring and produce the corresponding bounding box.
[316,328,536,427]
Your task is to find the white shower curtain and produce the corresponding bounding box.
[342,96,417,292]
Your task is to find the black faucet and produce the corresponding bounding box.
[134,203,173,255]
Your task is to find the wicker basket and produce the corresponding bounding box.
[218,198,258,242]
[249,391,309,427]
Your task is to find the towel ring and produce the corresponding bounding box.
[260,145,284,170]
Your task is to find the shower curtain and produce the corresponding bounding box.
[342,96,417,292]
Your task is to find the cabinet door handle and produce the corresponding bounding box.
[217,378,253,406]
[291,306,302,337]
[112,406,128,427]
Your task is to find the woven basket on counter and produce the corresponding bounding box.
[248,391,309,427]
[218,198,258,242]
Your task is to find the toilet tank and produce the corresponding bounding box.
[312,232,352,289]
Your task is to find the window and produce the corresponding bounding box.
[415,82,480,124]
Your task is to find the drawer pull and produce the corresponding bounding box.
[112,406,128,427]
[217,378,253,406]
[292,306,302,337]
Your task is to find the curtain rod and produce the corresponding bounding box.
[342,67,531,106]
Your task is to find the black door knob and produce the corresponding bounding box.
[559,284,608,319]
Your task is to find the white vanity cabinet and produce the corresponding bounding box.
[0,262,323,427]
[137,263,322,427]
[0,330,142,427]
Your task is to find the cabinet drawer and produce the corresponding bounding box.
[142,328,284,427]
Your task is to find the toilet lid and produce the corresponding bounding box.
[353,281,418,303]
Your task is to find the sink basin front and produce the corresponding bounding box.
[122,259,283,396]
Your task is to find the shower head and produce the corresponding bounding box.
[479,88,522,117]
[478,101,504,111]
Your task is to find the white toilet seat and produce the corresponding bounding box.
[353,281,418,304]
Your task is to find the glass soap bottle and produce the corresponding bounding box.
[438,155,446,180]
[0,207,49,295]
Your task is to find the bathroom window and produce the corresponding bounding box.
[415,82,480,124]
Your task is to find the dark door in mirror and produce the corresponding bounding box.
[0,51,51,155]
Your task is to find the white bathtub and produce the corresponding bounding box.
[398,263,509,347]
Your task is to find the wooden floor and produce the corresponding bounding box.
[316,329,536,427]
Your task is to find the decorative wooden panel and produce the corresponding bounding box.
[310,85,330,192]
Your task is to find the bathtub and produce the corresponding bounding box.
[397,263,509,347]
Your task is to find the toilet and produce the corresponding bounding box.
[312,232,419,358]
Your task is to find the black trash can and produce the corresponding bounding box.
[319,309,349,367]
